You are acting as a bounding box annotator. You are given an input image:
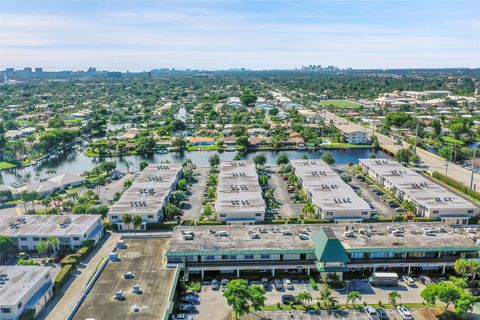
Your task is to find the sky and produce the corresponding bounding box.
[0,0,479,71]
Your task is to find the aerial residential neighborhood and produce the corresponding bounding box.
[1,0,480,320]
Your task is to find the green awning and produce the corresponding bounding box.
[312,228,350,263]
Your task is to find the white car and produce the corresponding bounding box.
[211,279,219,290]
[282,278,294,290]
[402,275,415,286]
[363,306,380,320]
[221,279,229,291]
[397,306,414,319]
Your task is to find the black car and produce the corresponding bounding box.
[388,201,399,208]
[281,294,295,304]
[377,308,389,320]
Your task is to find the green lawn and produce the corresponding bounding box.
[318,100,360,108]
[0,162,17,170]
[322,143,372,148]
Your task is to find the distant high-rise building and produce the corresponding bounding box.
[35,67,43,74]
[24,67,33,74]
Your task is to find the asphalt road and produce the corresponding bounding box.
[183,167,209,220]
[321,111,480,190]
[269,167,303,218]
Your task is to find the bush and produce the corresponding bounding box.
[183,281,201,292]
[270,219,287,224]
[413,217,439,222]
[60,254,81,267]
[303,218,334,224]
[76,246,90,259]
[433,171,480,202]
[54,265,73,291]
[20,309,35,320]
[195,220,224,226]
[309,277,318,290]
[146,221,178,230]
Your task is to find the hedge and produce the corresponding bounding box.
[413,217,439,222]
[20,309,35,320]
[146,221,178,230]
[194,220,224,226]
[303,218,334,224]
[432,171,480,202]
[76,246,90,259]
[54,264,73,291]
[60,254,81,267]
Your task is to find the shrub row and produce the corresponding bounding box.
[146,221,178,230]
[54,264,73,291]
[432,171,480,202]
[20,309,35,320]
[303,218,334,224]
[195,220,224,226]
[413,217,439,222]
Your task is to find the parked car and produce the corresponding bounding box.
[281,294,295,304]
[389,201,400,208]
[181,295,200,304]
[220,279,229,291]
[282,278,293,290]
[376,308,389,320]
[178,304,197,312]
[396,306,414,319]
[395,208,405,213]
[273,279,283,291]
[363,306,380,320]
[419,276,433,285]
[173,314,193,320]
[211,279,219,290]
[261,278,269,289]
[402,275,415,286]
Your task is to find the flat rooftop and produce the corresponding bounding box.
[215,161,266,214]
[109,163,182,216]
[0,214,100,237]
[0,266,51,306]
[291,160,371,212]
[74,238,177,320]
[360,159,477,211]
[167,222,479,255]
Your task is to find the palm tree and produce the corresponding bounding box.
[132,215,143,234]
[402,200,416,215]
[346,290,362,307]
[20,191,29,214]
[296,291,312,305]
[302,202,316,218]
[287,173,298,186]
[318,286,339,309]
[121,213,132,233]
[388,291,401,306]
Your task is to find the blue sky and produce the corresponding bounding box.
[1,0,479,70]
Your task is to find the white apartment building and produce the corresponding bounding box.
[0,214,103,251]
[215,161,266,223]
[291,160,372,222]
[108,163,182,229]
[0,266,53,320]
[359,159,478,224]
[336,124,369,144]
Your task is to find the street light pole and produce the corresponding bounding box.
[413,122,419,153]
[470,147,477,190]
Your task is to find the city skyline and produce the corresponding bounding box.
[1,0,479,71]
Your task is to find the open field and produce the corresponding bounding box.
[318,100,360,108]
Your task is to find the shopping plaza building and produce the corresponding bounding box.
[166,223,480,280]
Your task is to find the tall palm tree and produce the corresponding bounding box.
[121,214,132,233]
[125,160,133,173]
[302,202,316,218]
[388,291,401,306]
[20,191,28,214]
[132,215,143,234]
[346,290,362,307]
[318,286,338,309]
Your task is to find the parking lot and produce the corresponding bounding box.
[268,167,303,218]
[74,238,176,320]
[181,276,430,320]
[182,167,209,220]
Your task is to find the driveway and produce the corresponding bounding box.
[269,167,303,218]
[183,167,209,220]
[97,172,134,204]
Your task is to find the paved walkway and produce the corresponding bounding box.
[322,111,480,189]
[38,232,122,320]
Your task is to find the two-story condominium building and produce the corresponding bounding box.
[359,159,478,224]
[336,124,369,144]
[0,266,53,320]
[0,214,103,251]
[108,163,182,230]
[215,161,266,224]
[166,223,479,281]
[291,160,372,222]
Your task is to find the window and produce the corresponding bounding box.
[219,214,226,217]
[32,237,40,241]
[260,254,270,259]
[206,255,215,261]
[468,210,474,214]
[370,252,394,259]
[351,252,365,259]
[1,308,11,313]
[433,210,439,214]
[147,215,154,219]
[73,237,80,241]
[326,212,333,216]
[244,255,254,260]
[17,302,22,309]
[362,211,369,215]
[112,215,118,219]
[255,213,261,217]
[20,237,28,241]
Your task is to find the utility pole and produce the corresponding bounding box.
[413,122,419,153]
[470,147,477,190]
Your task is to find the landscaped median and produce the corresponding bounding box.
[431,171,480,203]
